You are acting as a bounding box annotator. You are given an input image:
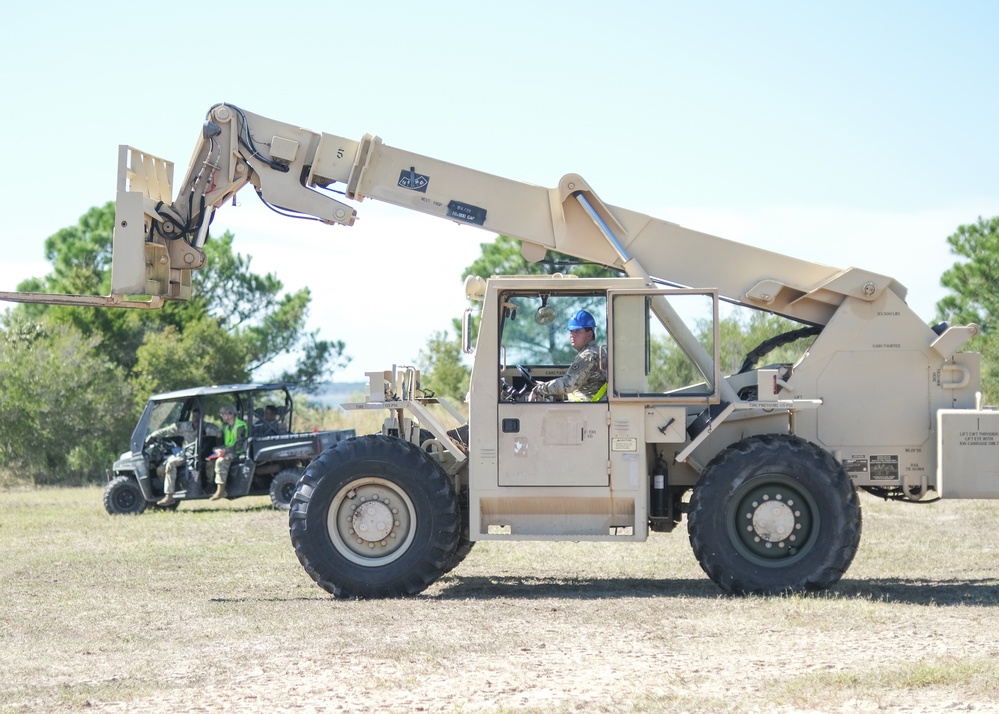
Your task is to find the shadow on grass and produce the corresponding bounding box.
[203,575,999,605]
[151,502,282,515]
[208,578,722,604]
[832,577,999,606]
[429,574,999,605]
[433,575,721,600]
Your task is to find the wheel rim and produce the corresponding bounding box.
[326,477,416,566]
[726,474,818,567]
[115,486,139,511]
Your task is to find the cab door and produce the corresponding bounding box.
[497,401,608,486]
[492,291,610,487]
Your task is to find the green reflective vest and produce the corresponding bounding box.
[223,418,247,454]
[567,383,608,402]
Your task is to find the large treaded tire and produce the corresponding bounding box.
[687,434,862,595]
[442,486,474,574]
[104,475,147,516]
[289,435,459,599]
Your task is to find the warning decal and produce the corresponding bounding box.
[870,454,899,481]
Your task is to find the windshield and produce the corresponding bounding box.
[146,400,184,439]
[500,292,607,366]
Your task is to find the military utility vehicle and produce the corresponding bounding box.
[105,383,354,515]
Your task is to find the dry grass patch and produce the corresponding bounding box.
[1,487,998,713]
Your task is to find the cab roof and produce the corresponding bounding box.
[149,383,294,402]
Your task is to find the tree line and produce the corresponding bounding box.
[0,203,347,485]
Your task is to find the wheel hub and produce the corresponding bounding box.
[328,480,415,565]
[351,498,395,543]
[730,481,815,563]
[750,497,797,543]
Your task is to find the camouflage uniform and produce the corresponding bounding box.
[148,419,221,496]
[532,342,607,402]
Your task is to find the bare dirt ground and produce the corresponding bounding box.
[2,487,999,713]
[100,603,999,714]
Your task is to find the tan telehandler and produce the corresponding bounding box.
[2,103,991,598]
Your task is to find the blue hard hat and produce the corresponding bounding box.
[567,309,596,331]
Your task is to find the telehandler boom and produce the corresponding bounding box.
[2,103,992,597]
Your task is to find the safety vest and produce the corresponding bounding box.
[223,418,247,453]
[567,383,608,402]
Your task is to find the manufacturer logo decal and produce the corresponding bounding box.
[398,167,429,192]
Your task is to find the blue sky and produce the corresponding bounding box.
[1,1,996,381]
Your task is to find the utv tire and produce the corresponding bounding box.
[687,434,861,595]
[104,475,148,516]
[289,435,459,599]
[269,468,302,511]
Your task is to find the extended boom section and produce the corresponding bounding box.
[1,101,910,322]
[108,103,904,326]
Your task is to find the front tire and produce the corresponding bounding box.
[104,475,147,516]
[442,485,474,574]
[289,435,459,598]
[687,434,861,595]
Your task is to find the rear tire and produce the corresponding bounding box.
[687,434,861,595]
[289,435,459,598]
[104,475,147,516]
[269,468,301,511]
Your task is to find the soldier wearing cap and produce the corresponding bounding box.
[211,404,247,501]
[529,309,608,402]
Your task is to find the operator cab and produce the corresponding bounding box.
[497,288,725,405]
[497,290,608,402]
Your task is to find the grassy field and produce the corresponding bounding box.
[1,486,998,713]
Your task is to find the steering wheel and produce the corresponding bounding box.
[143,437,178,466]
[499,378,523,402]
[516,365,538,387]
[499,366,540,403]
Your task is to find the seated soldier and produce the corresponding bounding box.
[254,404,287,436]
[151,408,221,506]
[529,310,608,402]
[211,404,247,501]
